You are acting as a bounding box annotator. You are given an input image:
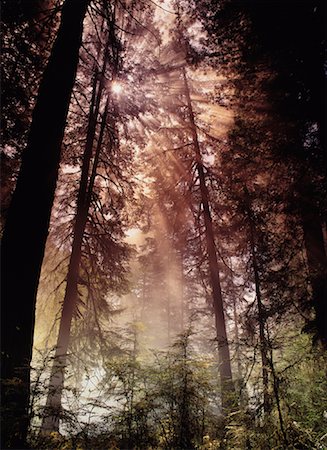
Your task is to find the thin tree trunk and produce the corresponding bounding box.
[127,325,138,448]
[231,286,245,408]
[182,67,233,410]
[41,95,109,433]
[1,1,88,447]
[244,189,271,415]
[228,261,242,388]
[266,331,288,446]
[232,295,242,382]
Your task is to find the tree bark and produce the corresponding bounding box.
[41,93,109,433]
[1,1,88,447]
[182,67,233,410]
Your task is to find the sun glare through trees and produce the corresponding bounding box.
[1,0,326,449]
[111,80,123,95]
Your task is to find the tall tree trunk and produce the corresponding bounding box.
[244,189,271,415]
[182,67,233,410]
[1,1,88,447]
[41,94,109,433]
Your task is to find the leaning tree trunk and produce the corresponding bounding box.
[41,91,110,433]
[0,1,88,447]
[182,67,233,410]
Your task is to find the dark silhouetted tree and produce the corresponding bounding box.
[1,0,88,447]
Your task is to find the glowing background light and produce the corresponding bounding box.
[111,80,123,95]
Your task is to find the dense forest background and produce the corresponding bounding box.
[1,0,326,449]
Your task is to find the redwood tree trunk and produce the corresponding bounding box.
[182,67,233,410]
[1,1,88,447]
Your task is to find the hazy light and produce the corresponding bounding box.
[111,81,123,95]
